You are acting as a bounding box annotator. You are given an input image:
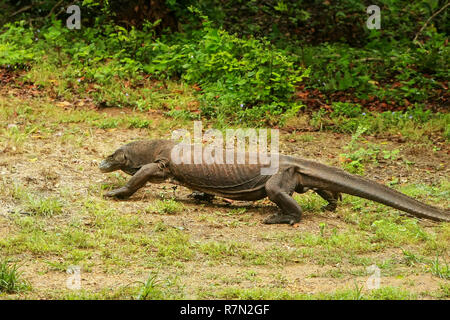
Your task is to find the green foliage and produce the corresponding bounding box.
[136,272,184,300]
[371,219,429,245]
[331,102,363,118]
[340,126,375,174]
[0,1,447,129]
[127,117,152,129]
[9,184,64,217]
[310,103,449,141]
[0,18,306,124]
[430,256,450,280]
[302,38,449,104]
[0,259,30,293]
[144,22,307,123]
[146,199,184,215]
[174,1,448,106]
[94,118,122,129]
[0,21,36,67]
[25,195,64,217]
[137,273,164,300]
[182,1,448,44]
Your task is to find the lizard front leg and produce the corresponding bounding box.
[105,163,168,199]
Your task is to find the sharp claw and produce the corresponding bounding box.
[104,187,131,199]
[321,204,337,212]
[264,214,300,225]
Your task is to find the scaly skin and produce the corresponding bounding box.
[99,139,450,224]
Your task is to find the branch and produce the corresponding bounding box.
[44,0,65,20]
[27,0,66,25]
[413,2,450,42]
[10,1,46,17]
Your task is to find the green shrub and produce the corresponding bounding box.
[0,21,36,67]
[0,19,307,124]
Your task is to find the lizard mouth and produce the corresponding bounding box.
[99,160,116,173]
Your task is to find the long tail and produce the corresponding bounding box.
[295,159,450,222]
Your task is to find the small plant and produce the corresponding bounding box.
[95,118,122,129]
[165,109,199,121]
[429,256,450,280]
[8,184,63,217]
[145,199,184,215]
[340,126,380,174]
[331,102,363,118]
[402,250,423,267]
[0,259,30,293]
[137,273,163,300]
[382,149,400,161]
[310,109,327,129]
[127,117,151,129]
[319,222,327,238]
[352,281,364,300]
[344,126,368,150]
[25,195,64,217]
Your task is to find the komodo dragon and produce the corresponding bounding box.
[99,139,450,224]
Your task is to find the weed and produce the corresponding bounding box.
[145,199,184,215]
[25,195,64,217]
[429,256,450,280]
[0,259,30,293]
[137,273,163,300]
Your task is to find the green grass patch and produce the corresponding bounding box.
[145,199,185,215]
[0,259,30,293]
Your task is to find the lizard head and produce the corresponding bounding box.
[99,147,136,174]
[99,141,160,175]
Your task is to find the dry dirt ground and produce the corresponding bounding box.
[0,86,449,299]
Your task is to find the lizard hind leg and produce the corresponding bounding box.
[315,189,341,212]
[264,170,302,225]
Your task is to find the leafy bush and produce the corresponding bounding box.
[0,1,447,128]
[331,102,363,118]
[142,22,307,122]
[0,21,37,67]
[0,19,306,124]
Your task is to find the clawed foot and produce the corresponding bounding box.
[321,203,337,212]
[104,187,132,199]
[264,214,301,225]
[188,191,215,203]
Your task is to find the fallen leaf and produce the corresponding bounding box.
[56,101,71,107]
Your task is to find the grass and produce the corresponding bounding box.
[429,256,450,280]
[5,183,64,217]
[137,273,162,300]
[145,199,185,215]
[0,259,30,293]
[197,285,416,300]
[136,272,184,300]
[296,108,450,143]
